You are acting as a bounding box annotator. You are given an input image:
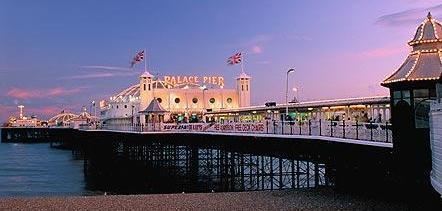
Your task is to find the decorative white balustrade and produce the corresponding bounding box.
[82,120,393,143]
[268,120,392,143]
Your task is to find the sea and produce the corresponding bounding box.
[0,142,93,197]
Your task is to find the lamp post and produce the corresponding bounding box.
[286,68,295,119]
[183,85,189,119]
[91,101,96,117]
[131,105,134,125]
[292,87,299,103]
[200,85,208,111]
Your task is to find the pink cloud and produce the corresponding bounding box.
[5,87,86,100]
[359,46,408,58]
[336,45,409,61]
[251,45,263,54]
[27,106,62,117]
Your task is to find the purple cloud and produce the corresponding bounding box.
[60,72,138,80]
[80,65,132,71]
[375,4,442,27]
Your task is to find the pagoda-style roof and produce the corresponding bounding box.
[409,12,442,46]
[382,12,442,86]
[139,98,167,113]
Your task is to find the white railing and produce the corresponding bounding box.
[87,120,392,143]
[268,120,392,143]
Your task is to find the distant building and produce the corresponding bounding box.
[48,108,98,128]
[9,105,39,127]
[69,107,99,129]
[48,111,78,127]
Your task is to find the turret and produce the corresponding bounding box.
[236,72,251,107]
[139,71,154,124]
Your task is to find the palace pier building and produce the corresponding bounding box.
[100,72,251,125]
[101,69,391,125]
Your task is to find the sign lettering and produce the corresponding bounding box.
[163,76,224,87]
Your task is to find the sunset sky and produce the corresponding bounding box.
[1,0,441,121]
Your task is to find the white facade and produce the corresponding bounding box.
[430,100,442,196]
[101,71,252,124]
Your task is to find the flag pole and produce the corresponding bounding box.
[144,49,147,72]
[240,52,245,74]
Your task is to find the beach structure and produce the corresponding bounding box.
[381,12,442,192]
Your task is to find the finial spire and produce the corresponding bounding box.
[427,12,432,19]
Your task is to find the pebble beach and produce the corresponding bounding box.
[0,189,414,210]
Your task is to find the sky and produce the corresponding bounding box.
[1,0,441,121]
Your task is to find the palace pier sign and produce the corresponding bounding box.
[163,75,225,87]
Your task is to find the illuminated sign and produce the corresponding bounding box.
[163,76,224,87]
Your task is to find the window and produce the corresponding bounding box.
[393,89,411,106]
[393,91,401,99]
[148,84,151,91]
[402,90,410,98]
[437,84,442,98]
[227,98,232,104]
[143,84,146,91]
[157,98,162,103]
[413,89,429,98]
[192,98,198,104]
[209,98,215,104]
[124,105,127,108]
[242,85,244,91]
[246,84,249,91]
[175,98,180,104]
[116,105,119,109]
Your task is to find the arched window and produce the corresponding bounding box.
[227,98,232,104]
[175,98,180,104]
[209,98,215,104]
[157,98,162,103]
[192,98,198,104]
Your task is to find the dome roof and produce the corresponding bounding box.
[48,112,78,124]
[70,110,99,122]
[409,12,442,46]
[111,81,177,102]
[140,71,154,78]
[382,12,442,86]
[113,84,140,100]
[236,72,251,79]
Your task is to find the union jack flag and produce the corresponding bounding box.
[227,52,242,65]
[131,50,145,68]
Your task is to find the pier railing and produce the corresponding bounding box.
[269,120,392,143]
[84,120,392,143]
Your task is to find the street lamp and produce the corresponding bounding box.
[183,85,189,118]
[199,85,208,111]
[292,87,299,103]
[286,68,295,119]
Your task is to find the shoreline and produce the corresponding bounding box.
[0,189,412,210]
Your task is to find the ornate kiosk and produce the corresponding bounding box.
[382,12,442,191]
